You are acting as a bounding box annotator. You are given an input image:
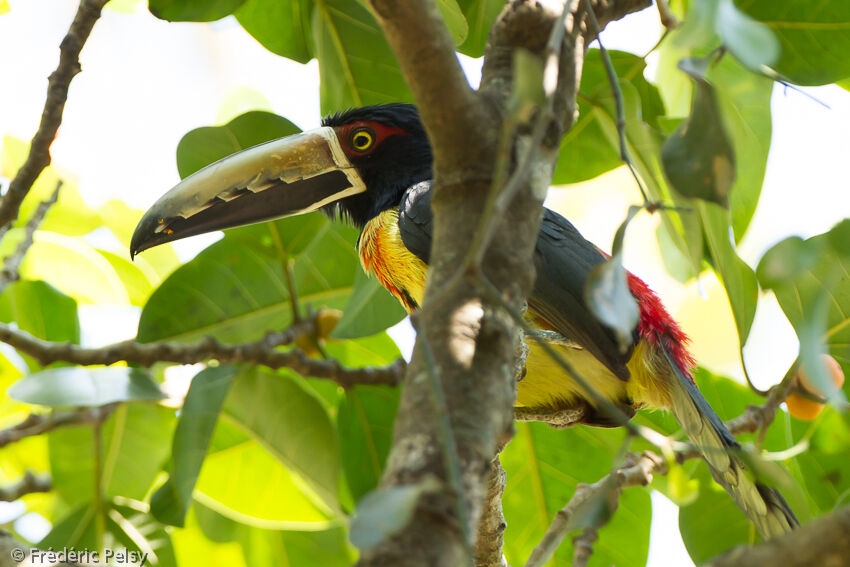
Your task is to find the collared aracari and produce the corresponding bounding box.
[131,103,797,538]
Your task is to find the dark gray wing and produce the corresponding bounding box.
[530,208,632,380]
[397,183,632,380]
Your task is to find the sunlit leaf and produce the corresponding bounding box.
[739,0,850,85]
[331,269,407,339]
[48,403,174,507]
[152,366,236,527]
[222,366,340,511]
[455,0,502,57]
[176,111,301,179]
[235,0,313,63]
[148,0,245,22]
[338,385,399,502]
[138,215,359,343]
[436,0,469,46]
[9,367,164,407]
[715,0,779,72]
[501,423,651,567]
[312,0,412,113]
[0,280,79,360]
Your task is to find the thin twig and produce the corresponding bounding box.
[655,0,678,29]
[583,0,650,204]
[0,317,405,389]
[0,471,52,501]
[0,404,117,449]
[0,0,110,229]
[0,180,62,293]
[524,451,663,567]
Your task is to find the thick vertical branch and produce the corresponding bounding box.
[358,1,650,565]
[0,0,109,229]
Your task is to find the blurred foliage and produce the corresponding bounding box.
[0,0,847,566]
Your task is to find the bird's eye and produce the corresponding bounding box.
[351,128,375,152]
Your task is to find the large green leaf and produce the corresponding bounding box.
[738,0,850,85]
[137,214,360,343]
[436,0,469,46]
[553,50,665,185]
[0,280,79,352]
[240,523,356,566]
[235,0,313,63]
[48,403,175,508]
[331,269,407,339]
[148,0,245,22]
[9,367,164,407]
[151,365,237,527]
[222,366,340,512]
[337,385,399,502]
[40,502,177,567]
[758,231,850,398]
[176,111,302,179]
[699,202,758,344]
[501,423,651,567]
[455,0,502,57]
[312,0,412,113]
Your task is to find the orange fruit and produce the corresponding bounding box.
[786,354,845,421]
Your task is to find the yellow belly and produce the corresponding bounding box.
[358,210,674,414]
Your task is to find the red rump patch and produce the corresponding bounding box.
[335,120,408,158]
[626,272,696,379]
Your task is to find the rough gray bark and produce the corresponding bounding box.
[358,1,650,565]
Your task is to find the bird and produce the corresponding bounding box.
[130,102,798,538]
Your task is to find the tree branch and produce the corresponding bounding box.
[0,318,404,389]
[475,458,508,567]
[0,405,116,449]
[524,451,662,567]
[704,504,850,567]
[0,0,109,229]
[0,181,62,293]
[0,471,52,502]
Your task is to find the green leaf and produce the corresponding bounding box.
[350,479,439,550]
[40,503,177,567]
[756,236,818,289]
[436,0,469,46]
[137,214,359,344]
[331,269,407,339]
[662,57,736,207]
[9,367,164,407]
[698,201,758,343]
[0,280,79,353]
[151,365,236,526]
[48,404,175,508]
[553,50,665,185]
[176,111,302,179]
[222,366,340,511]
[0,230,129,305]
[501,423,651,567]
[760,230,850,399]
[679,465,756,562]
[240,524,356,567]
[148,0,245,22]
[99,249,158,306]
[738,0,850,85]
[312,0,412,113]
[338,385,399,501]
[715,0,779,71]
[455,0,502,57]
[235,0,313,63]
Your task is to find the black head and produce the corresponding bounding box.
[322,103,433,227]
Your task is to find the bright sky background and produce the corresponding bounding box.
[1,1,849,565]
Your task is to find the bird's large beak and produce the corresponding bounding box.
[130,126,365,258]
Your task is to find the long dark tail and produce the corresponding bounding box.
[661,343,798,538]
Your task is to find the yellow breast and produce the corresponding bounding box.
[359,209,428,312]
